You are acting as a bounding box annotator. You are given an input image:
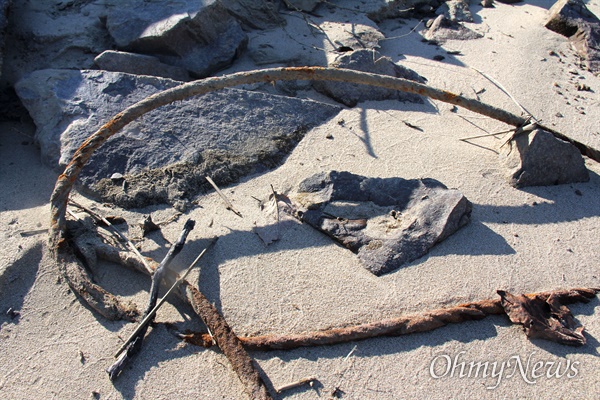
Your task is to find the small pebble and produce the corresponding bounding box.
[575,189,582,196]
[576,83,591,91]
[110,172,124,183]
[6,308,19,319]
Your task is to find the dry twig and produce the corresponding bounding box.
[107,219,195,380]
[114,241,215,357]
[206,176,243,218]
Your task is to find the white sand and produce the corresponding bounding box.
[1,2,599,399]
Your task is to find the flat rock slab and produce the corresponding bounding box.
[500,128,589,187]
[94,50,190,81]
[293,171,472,275]
[15,69,341,209]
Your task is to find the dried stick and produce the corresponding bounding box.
[206,176,243,218]
[107,219,195,381]
[48,67,600,247]
[275,376,317,394]
[178,288,599,351]
[471,67,537,122]
[115,242,213,357]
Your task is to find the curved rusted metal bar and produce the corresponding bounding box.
[48,66,538,247]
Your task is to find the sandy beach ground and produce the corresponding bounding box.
[1,1,599,399]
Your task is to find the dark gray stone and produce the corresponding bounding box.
[220,0,284,30]
[15,69,341,209]
[313,49,426,107]
[284,0,322,12]
[424,15,483,43]
[106,0,248,78]
[545,0,600,75]
[294,171,472,275]
[500,128,590,188]
[0,0,113,87]
[94,51,190,81]
[366,0,444,22]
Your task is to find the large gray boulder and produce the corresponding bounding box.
[500,128,589,188]
[545,0,600,75]
[15,69,341,209]
[0,0,113,87]
[313,49,426,107]
[94,50,190,81]
[106,1,248,78]
[294,171,472,275]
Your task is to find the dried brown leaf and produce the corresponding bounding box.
[253,189,299,245]
[498,290,586,346]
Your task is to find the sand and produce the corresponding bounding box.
[1,1,599,399]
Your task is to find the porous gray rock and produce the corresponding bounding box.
[106,0,248,78]
[294,171,472,275]
[500,128,590,188]
[545,0,600,75]
[15,69,341,209]
[94,51,190,81]
[313,49,426,107]
[424,15,483,43]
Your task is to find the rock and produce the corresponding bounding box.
[110,173,124,183]
[294,171,472,275]
[500,128,589,188]
[545,0,600,75]
[0,0,113,87]
[496,0,522,3]
[106,1,248,78]
[220,0,284,30]
[313,49,426,107]
[284,0,322,12]
[15,69,341,208]
[482,0,494,7]
[424,15,483,43]
[366,0,444,22]
[437,0,473,23]
[94,51,190,81]
[329,24,385,53]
